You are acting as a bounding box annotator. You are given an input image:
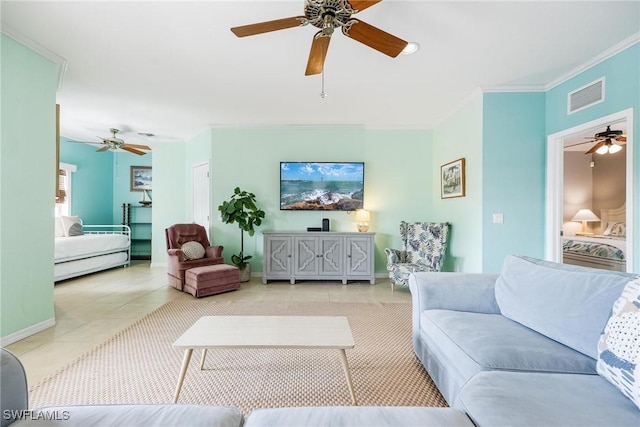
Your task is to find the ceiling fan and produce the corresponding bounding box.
[96,128,151,156]
[230,0,408,76]
[584,126,627,155]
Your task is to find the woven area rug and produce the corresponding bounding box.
[30,299,446,413]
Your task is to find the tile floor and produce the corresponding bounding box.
[6,261,410,386]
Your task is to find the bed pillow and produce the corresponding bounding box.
[596,276,640,409]
[54,217,65,237]
[181,241,205,260]
[603,221,626,237]
[61,216,84,237]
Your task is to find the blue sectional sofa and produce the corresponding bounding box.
[409,254,640,427]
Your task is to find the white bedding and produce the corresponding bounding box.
[55,234,130,262]
[54,252,129,281]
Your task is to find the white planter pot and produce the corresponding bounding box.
[239,263,251,282]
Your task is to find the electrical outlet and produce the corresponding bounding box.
[493,213,504,224]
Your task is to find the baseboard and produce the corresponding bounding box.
[1,317,56,346]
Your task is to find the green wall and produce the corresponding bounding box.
[151,142,186,264]
[432,95,484,272]
[152,128,434,274]
[1,34,57,339]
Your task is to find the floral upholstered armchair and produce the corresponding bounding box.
[384,221,450,290]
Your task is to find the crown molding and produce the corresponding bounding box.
[2,26,67,92]
[545,32,640,90]
[480,85,546,93]
[207,124,431,131]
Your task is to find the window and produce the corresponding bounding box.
[55,162,76,217]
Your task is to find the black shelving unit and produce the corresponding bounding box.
[122,203,152,260]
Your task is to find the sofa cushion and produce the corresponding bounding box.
[495,254,635,358]
[597,277,640,409]
[245,406,474,427]
[456,371,640,427]
[17,404,243,427]
[420,310,597,406]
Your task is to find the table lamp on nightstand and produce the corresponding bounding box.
[571,209,600,235]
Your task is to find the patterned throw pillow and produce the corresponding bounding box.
[596,277,640,409]
[181,241,205,260]
[603,221,626,237]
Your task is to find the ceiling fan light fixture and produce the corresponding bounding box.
[595,144,609,155]
[401,42,420,55]
[609,143,622,154]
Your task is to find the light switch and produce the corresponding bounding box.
[493,213,504,224]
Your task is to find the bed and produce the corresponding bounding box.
[562,203,627,272]
[54,217,131,281]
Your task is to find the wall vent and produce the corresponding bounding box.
[568,78,604,114]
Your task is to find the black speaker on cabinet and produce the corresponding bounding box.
[322,218,330,231]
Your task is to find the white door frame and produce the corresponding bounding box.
[192,161,211,237]
[545,108,634,272]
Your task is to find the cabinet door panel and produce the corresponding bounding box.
[346,236,372,275]
[294,237,318,275]
[319,236,343,276]
[265,236,292,276]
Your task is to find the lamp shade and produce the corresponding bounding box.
[571,209,600,222]
[356,209,370,222]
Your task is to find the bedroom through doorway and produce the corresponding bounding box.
[545,109,634,273]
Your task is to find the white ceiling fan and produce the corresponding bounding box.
[95,128,151,156]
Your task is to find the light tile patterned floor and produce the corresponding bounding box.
[6,261,410,386]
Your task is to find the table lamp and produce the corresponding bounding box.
[355,209,370,232]
[571,209,600,234]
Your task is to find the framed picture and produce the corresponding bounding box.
[130,166,152,191]
[441,158,465,199]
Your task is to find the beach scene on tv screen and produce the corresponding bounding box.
[280,162,364,210]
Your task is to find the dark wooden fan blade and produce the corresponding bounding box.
[348,0,382,12]
[122,146,146,156]
[231,16,307,37]
[585,141,604,155]
[124,143,151,150]
[96,145,110,152]
[305,33,331,76]
[617,135,627,143]
[342,19,407,57]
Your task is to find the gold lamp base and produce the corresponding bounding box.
[357,223,369,232]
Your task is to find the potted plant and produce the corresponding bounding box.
[218,187,266,282]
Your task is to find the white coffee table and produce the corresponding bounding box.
[172,315,357,404]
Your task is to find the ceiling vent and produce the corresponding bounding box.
[568,77,604,114]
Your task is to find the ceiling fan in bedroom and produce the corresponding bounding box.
[230,0,409,76]
[95,128,151,156]
[583,125,627,155]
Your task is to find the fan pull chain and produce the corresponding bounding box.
[320,69,328,98]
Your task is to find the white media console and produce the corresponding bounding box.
[262,231,375,284]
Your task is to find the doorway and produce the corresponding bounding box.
[545,108,634,272]
[192,161,211,237]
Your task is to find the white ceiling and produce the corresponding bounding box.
[2,1,639,145]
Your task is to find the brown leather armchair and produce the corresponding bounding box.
[165,223,224,290]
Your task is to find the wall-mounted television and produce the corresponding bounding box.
[280,162,364,211]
